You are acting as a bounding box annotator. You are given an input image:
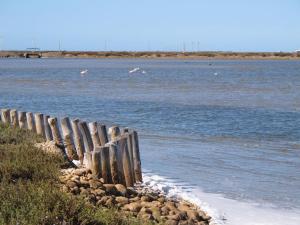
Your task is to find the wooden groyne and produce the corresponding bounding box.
[0,108,142,187]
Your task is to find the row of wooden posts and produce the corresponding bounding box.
[0,108,142,187]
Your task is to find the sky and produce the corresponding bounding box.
[0,0,299,52]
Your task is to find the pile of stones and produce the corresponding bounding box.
[59,168,211,225]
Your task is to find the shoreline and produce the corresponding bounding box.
[0,50,299,60]
[38,141,212,225]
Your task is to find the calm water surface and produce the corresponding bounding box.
[0,58,299,224]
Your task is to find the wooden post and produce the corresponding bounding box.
[97,124,109,146]
[71,119,85,165]
[116,136,134,187]
[91,150,101,178]
[110,126,121,141]
[61,117,78,160]
[18,111,27,129]
[85,152,93,171]
[48,117,64,147]
[109,143,119,184]
[78,121,93,153]
[95,146,112,184]
[125,132,135,183]
[1,109,10,124]
[10,109,19,127]
[121,127,129,134]
[89,122,101,147]
[132,131,142,182]
[26,112,35,132]
[34,113,45,138]
[44,115,53,141]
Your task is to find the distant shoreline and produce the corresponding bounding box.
[0,50,299,60]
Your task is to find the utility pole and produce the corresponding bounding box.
[0,35,3,51]
[58,40,61,51]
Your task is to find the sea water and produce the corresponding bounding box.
[0,58,299,225]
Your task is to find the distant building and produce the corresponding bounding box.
[295,50,300,53]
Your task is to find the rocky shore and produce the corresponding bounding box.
[60,168,211,225]
[38,141,211,225]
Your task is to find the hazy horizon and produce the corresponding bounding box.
[1,0,299,52]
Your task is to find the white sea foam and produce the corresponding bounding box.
[142,171,300,225]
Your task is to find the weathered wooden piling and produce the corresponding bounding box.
[116,136,134,187]
[1,109,11,124]
[71,119,85,164]
[97,124,109,145]
[48,117,64,147]
[44,115,53,141]
[78,121,93,153]
[109,143,120,184]
[89,122,101,147]
[10,109,19,127]
[91,150,101,178]
[34,113,45,138]
[99,146,112,183]
[125,132,135,183]
[61,117,78,160]
[110,126,121,141]
[132,131,142,182]
[26,112,35,132]
[121,127,129,134]
[18,111,27,129]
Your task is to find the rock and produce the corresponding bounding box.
[87,173,94,180]
[198,211,211,221]
[129,196,140,203]
[80,188,89,196]
[62,185,69,192]
[165,219,179,225]
[115,196,129,205]
[140,207,152,214]
[123,202,142,212]
[115,184,127,196]
[140,213,154,221]
[141,200,161,208]
[70,186,79,195]
[105,196,115,207]
[70,175,80,182]
[158,196,166,203]
[66,181,77,188]
[97,196,110,206]
[178,221,188,225]
[103,184,117,195]
[72,168,88,176]
[178,203,190,212]
[89,180,102,189]
[197,222,209,225]
[168,214,180,221]
[141,195,151,202]
[91,189,105,196]
[79,177,90,187]
[151,206,161,221]
[99,178,105,183]
[127,187,138,196]
[186,210,200,221]
[161,206,170,215]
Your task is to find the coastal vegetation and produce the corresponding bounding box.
[0,123,148,225]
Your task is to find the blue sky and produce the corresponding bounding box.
[0,0,299,52]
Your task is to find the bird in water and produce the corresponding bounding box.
[80,69,88,76]
[129,67,140,73]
